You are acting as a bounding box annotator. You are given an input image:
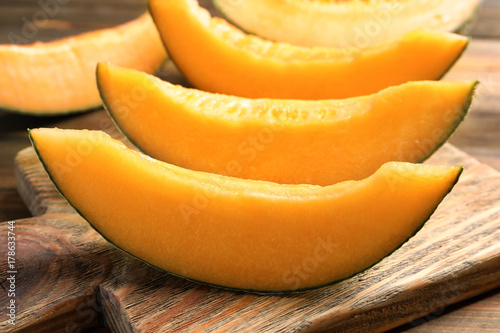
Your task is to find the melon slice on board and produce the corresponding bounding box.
[29,128,462,292]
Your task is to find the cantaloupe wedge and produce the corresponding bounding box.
[148,0,469,100]
[97,62,475,185]
[29,128,462,292]
[0,13,167,115]
[214,0,481,48]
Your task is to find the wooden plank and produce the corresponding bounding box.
[0,211,107,332]
[471,0,500,38]
[0,144,499,332]
[0,133,35,221]
[390,287,500,332]
[0,0,145,43]
[0,0,213,44]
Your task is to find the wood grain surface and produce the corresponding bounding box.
[0,0,499,332]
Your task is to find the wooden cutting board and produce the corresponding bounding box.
[0,143,499,332]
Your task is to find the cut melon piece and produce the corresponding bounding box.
[148,0,469,100]
[0,13,167,115]
[29,127,462,292]
[97,62,475,185]
[214,0,480,48]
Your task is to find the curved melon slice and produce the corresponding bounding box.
[29,128,462,292]
[97,62,475,185]
[0,13,167,115]
[148,0,468,100]
[214,0,480,48]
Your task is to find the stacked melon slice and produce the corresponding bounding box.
[25,0,480,292]
[148,0,471,99]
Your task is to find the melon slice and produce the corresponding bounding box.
[0,13,167,115]
[148,0,469,100]
[29,128,462,292]
[97,62,475,185]
[214,0,480,48]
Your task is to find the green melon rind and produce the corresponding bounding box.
[212,0,482,44]
[28,128,464,294]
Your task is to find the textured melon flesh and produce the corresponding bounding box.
[149,0,468,100]
[0,13,167,115]
[214,0,480,48]
[98,63,474,185]
[30,128,462,292]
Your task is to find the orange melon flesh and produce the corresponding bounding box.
[98,62,475,185]
[148,0,468,100]
[30,128,462,292]
[0,13,167,115]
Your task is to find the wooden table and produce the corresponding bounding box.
[0,0,499,332]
